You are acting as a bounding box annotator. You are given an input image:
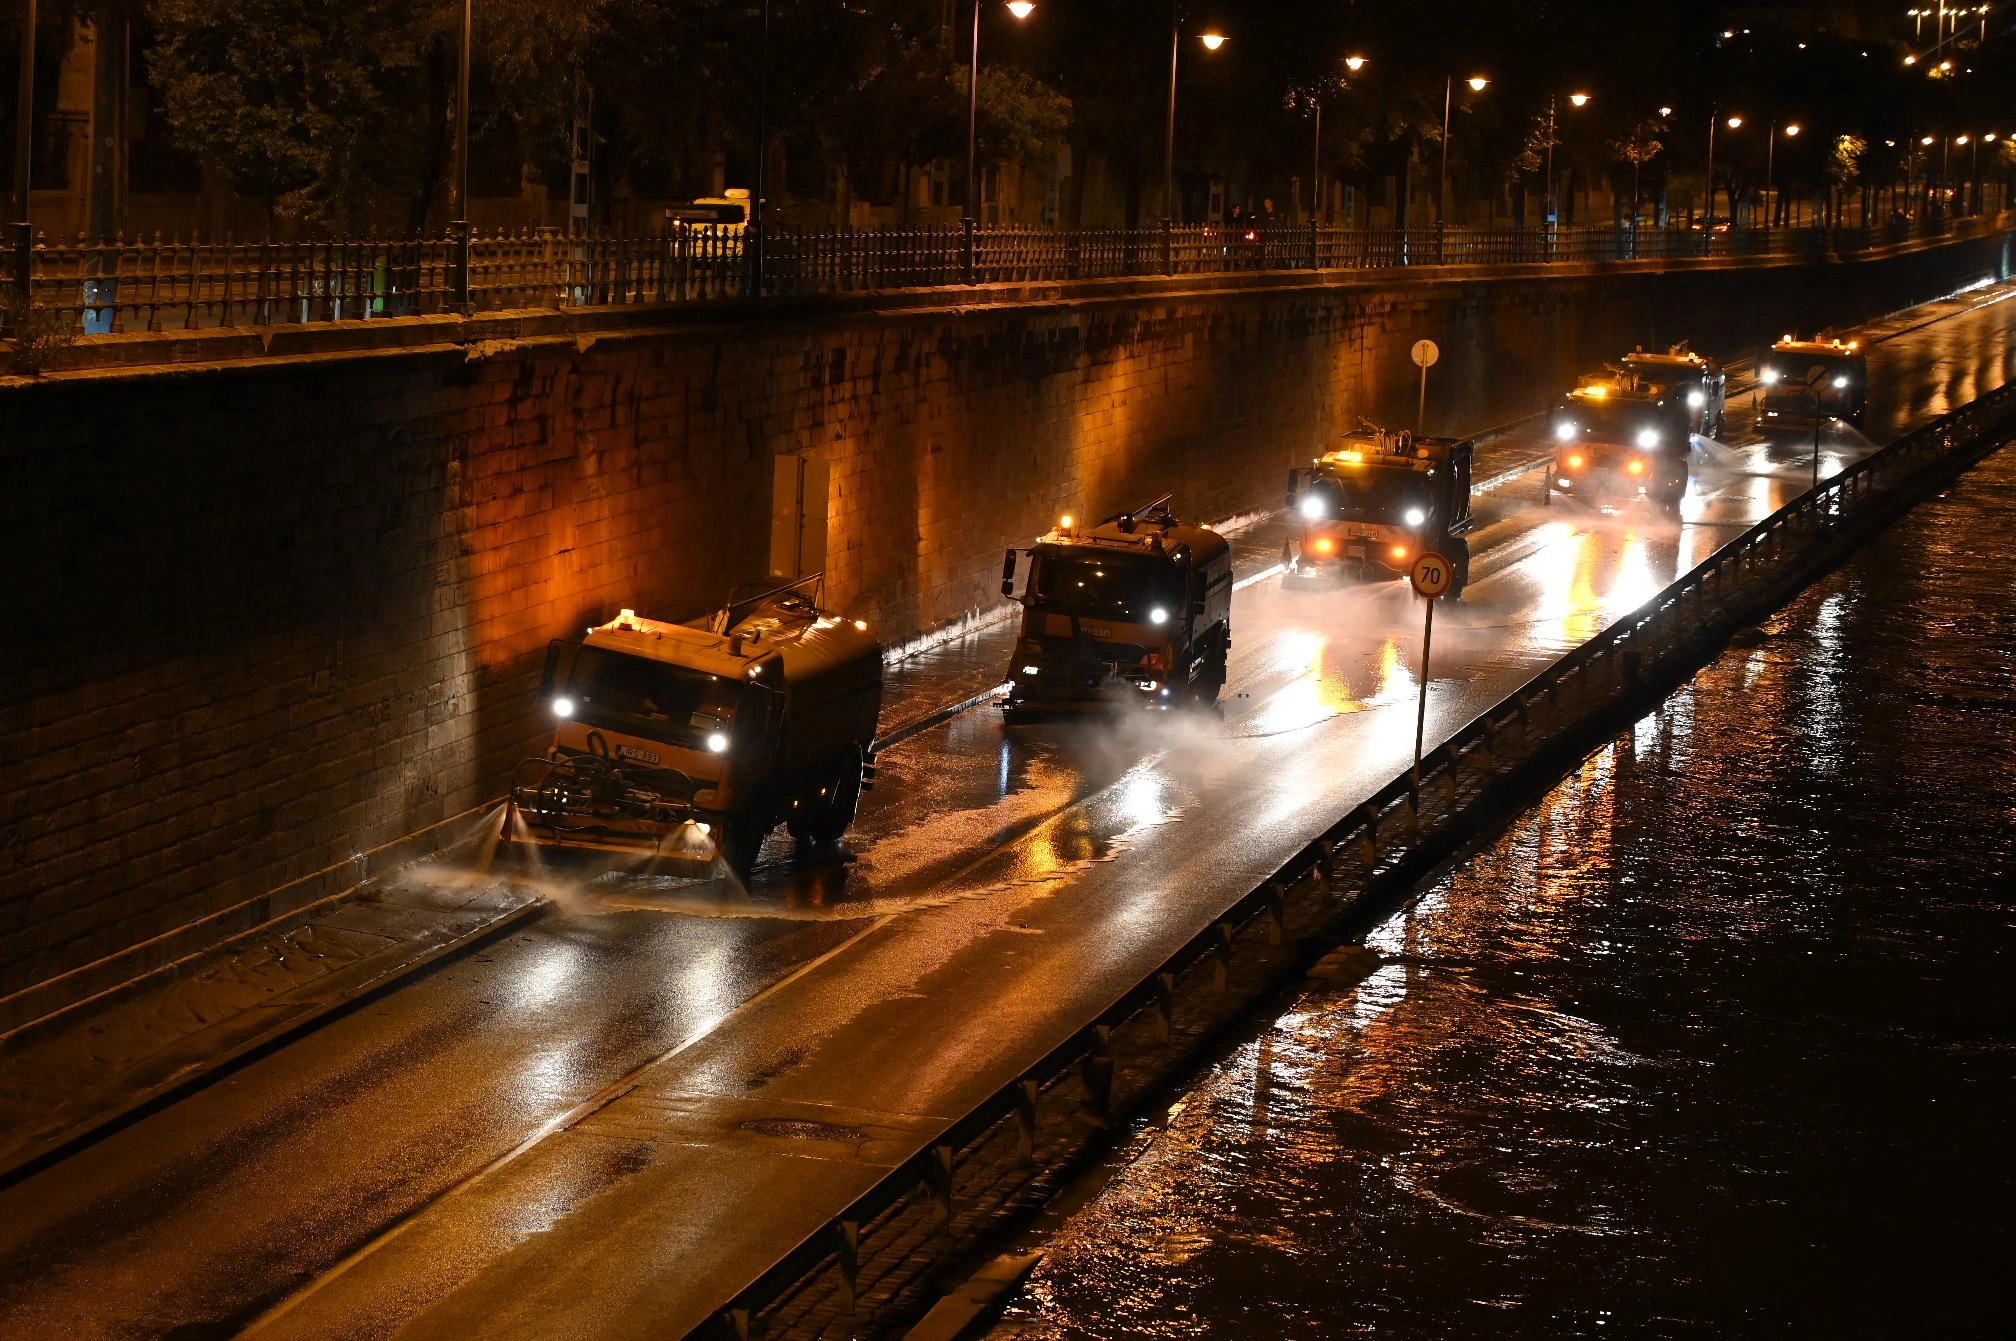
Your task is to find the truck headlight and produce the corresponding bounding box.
[1636,428,1660,449]
[1299,494,1327,520]
[1554,421,1578,441]
[552,697,574,718]
[1687,389,1705,408]
[706,732,730,753]
[1149,607,1169,625]
[1833,375,1848,388]
[1403,507,1426,526]
[1760,366,1780,385]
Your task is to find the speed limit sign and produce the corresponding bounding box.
[1409,551,1455,599]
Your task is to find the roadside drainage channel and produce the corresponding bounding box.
[699,381,2016,1341]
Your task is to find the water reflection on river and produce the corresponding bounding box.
[993,443,2016,1339]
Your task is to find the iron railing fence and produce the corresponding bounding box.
[1,214,2000,335]
[696,377,2016,1341]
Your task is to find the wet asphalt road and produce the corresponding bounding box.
[0,282,2012,1340]
[988,392,2016,1341]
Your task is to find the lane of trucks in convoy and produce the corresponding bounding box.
[499,326,1875,882]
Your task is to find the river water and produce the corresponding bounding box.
[989,441,2016,1339]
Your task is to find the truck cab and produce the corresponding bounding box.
[1000,496,1234,717]
[1622,342,1727,439]
[1283,420,1476,596]
[1757,335,1868,431]
[505,578,882,875]
[1548,369,1693,511]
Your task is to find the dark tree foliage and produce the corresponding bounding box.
[5,0,1994,231]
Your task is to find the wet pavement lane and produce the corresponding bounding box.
[1,282,2012,1339]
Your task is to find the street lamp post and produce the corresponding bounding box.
[751,0,770,295]
[964,1,1034,283]
[1766,121,1799,228]
[1163,9,1225,270]
[9,0,35,303]
[450,0,472,312]
[1437,75,1486,230]
[1543,91,1588,229]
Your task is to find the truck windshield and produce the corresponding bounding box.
[1312,467,1432,525]
[1032,550,1172,622]
[1565,398,1669,443]
[1767,351,1859,380]
[560,645,746,746]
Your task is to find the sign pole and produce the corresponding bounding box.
[1406,550,1455,784]
[1412,594,1435,779]
[1410,338,1440,435]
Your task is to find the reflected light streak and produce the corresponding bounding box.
[511,939,580,1010]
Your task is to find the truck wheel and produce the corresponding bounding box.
[1447,540,1471,601]
[1191,636,1228,706]
[805,750,865,845]
[714,821,765,877]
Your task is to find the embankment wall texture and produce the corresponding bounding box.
[2,234,2009,1015]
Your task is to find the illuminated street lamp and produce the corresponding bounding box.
[9,0,36,300]
[967,0,1035,233]
[1437,75,1489,229]
[1705,112,1743,229]
[1545,91,1590,227]
[1767,121,1800,228]
[451,0,472,309]
[1313,55,1370,226]
[1164,21,1228,231]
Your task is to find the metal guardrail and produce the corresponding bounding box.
[2,214,2003,334]
[698,377,2016,1340]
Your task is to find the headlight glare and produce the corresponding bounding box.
[706,732,730,753]
[1636,428,1660,449]
[1299,494,1327,520]
[1403,507,1427,526]
[552,697,574,718]
[1554,421,1578,442]
[1149,606,1170,625]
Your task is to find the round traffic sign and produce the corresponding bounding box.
[1410,338,1440,369]
[1409,550,1455,599]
